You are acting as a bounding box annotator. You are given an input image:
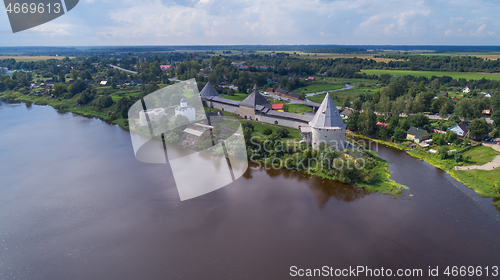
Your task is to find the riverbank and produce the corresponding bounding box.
[0,90,130,130]
[348,132,500,209]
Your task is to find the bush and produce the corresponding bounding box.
[438,146,450,160]
[242,122,254,131]
[263,128,273,135]
[276,128,289,138]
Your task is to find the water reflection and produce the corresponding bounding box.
[244,161,369,208]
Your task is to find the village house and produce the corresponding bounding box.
[462,86,473,93]
[160,65,172,71]
[448,123,469,137]
[406,127,430,143]
[273,88,304,101]
[272,103,285,112]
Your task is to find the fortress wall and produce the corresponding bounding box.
[258,115,307,129]
[311,128,346,150]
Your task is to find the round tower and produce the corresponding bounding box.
[309,93,347,150]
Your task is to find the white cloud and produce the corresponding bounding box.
[2,0,500,45]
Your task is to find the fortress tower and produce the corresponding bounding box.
[309,93,346,150]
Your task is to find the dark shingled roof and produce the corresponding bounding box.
[206,96,241,106]
[275,88,303,99]
[240,90,271,108]
[262,110,313,123]
[200,81,221,98]
[406,127,429,139]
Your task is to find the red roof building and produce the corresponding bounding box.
[272,103,285,111]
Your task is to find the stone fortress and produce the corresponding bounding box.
[200,82,346,150]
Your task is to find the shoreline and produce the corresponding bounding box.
[348,132,500,209]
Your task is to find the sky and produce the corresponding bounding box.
[1,0,500,46]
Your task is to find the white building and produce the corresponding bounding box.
[302,93,347,150]
[462,86,472,93]
[139,108,167,126]
[175,97,196,122]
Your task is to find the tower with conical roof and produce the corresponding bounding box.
[309,92,346,149]
[237,84,271,119]
[199,81,221,98]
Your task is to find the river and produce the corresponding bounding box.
[0,98,499,279]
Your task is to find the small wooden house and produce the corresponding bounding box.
[406,127,430,143]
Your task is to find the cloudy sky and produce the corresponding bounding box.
[1,0,500,46]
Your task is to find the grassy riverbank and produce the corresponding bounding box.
[0,90,130,130]
[349,132,500,207]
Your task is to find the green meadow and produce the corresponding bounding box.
[361,69,500,81]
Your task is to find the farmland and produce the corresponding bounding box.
[0,56,67,61]
[361,69,500,81]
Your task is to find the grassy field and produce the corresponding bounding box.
[240,120,301,140]
[220,93,248,102]
[421,52,500,60]
[286,104,313,114]
[361,69,500,81]
[293,83,344,94]
[254,51,396,62]
[449,168,500,198]
[463,146,500,165]
[0,56,67,61]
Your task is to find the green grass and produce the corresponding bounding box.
[220,93,248,102]
[463,146,500,165]
[204,107,242,119]
[241,120,302,140]
[286,104,313,114]
[294,83,343,94]
[355,150,408,197]
[361,69,500,81]
[448,168,500,198]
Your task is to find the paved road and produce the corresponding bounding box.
[108,64,138,74]
[304,84,354,97]
[454,143,500,171]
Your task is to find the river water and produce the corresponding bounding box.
[0,98,499,280]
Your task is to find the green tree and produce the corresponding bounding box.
[439,102,450,118]
[438,146,450,160]
[469,118,491,139]
[492,110,500,130]
[392,128,407,142]
[358,109,377,136]
[445,130,458,143]
[455,99,479,121]
[346,111,359,131]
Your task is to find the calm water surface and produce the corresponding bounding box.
[0,99,499,280]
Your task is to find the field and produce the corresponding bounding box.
[240,120,302,140]
[421,52,500,60]
[286,104,313,114]
[361,69,500,81]
[254,51,396,62]
[293,83,344,94]
[0,56,67,61]
[220,93,248,102]
[449,168,500,198]
[463,146,500,165]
